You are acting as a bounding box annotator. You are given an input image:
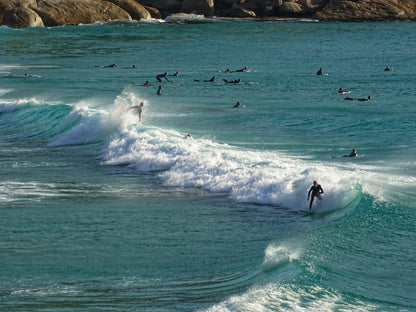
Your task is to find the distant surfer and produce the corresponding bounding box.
[233,101,242,108]
[344,96,371,101]
[128,102,144,121]
[157,85,162,95]
[222,78,241,84]
[143,80,152,86]
[235,66,248,72]
[170,71,179,76]
[156,73,170,82]
[316,67,323,75]
[104,63,117,68]
[224,68,232,73]
[307,180,324,211]
[357,96,371,101]
[384,66,391,71]
[343,148,357,157]
[338,87,350,94]
[185,134,192,139]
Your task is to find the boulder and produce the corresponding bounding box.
[144,6,162,19]
[229,4,257,17]
[2,7,44,28]
[279,1,305,15]
[32,0,131,27]
[181,0,214,16]
[108,0,151,20]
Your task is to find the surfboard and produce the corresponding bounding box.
[170,81,183,83]
[338,91,351,94]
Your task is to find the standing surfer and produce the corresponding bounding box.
[307,180,324,211]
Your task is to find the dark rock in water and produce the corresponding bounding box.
[3,7,44,28]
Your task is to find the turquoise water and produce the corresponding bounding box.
[1,21,416,311]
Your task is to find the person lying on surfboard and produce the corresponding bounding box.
[308,180,324,211]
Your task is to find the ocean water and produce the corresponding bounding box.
[0,20,415,311]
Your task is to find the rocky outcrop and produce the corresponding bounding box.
[315,0,416,21]
[32,0,131,27]
[0,0,415,28]
[0,0,158,28]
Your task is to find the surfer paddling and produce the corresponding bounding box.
[307,180,324,211]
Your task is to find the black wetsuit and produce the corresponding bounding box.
[308,184,324,210]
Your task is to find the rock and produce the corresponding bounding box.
[107,0,151,20]
[316,0,416,21]
[181,0,215,16]
[279,1,305,15]
[229,4,257,17]
[139,0,182,17]
[2,7,44,28]
[144,6,162,19]
[32,0,132,27]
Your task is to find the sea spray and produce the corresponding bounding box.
[101,123,362,211]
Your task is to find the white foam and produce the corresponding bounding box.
[0,98,40,113]
[48,89,146,147]
[101,123,362,210]
[201,284,377,312]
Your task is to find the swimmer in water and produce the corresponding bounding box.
[233,101,242,108]
[157,85,162,95]
[307,180,324,211]
[316,67,323,75]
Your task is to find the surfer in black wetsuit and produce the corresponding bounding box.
[316,68,323,75]
[307,180,324,211]
[156,73,170,82]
